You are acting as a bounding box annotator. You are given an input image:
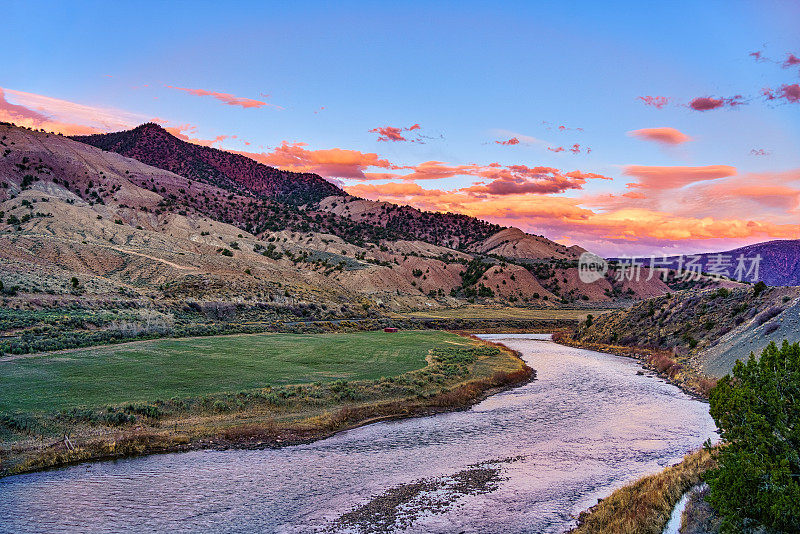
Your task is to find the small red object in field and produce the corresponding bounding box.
[383,327,398,333]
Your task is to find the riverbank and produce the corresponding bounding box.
[0,331,533,478]
[552,331,717,399]
[569,448,717,534]
[554,331,721,534]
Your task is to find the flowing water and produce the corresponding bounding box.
[0,335,717,533]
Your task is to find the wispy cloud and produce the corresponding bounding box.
[637,96,670,109]
[547,143,591,154]
[495,137,520,145]
[623,165,736,189]
[166,86,281,109]
[0,87,149,135]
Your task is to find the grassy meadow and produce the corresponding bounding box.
[0,329,531,476]
[0,330,456,413]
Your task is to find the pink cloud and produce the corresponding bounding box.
[496,137,520,145]
[462,166,609,196]
[166,86,280,109]
[541,121,584,132]
[783,53,800,68]
[628,127,691,145]
[547,143,590,154]
[763,84,800,103]
[750,148,770,156]
[622,191,647,199]
[638,96,670,109]
[688,95,745,111]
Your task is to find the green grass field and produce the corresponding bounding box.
[0,330,465,413]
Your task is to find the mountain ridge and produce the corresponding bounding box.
[73,123,579,258]
[609,239,800,286]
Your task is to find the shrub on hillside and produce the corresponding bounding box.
[755,305,783,326]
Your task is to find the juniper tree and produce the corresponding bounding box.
[706,340,800,533]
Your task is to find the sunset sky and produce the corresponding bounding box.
[4,1,799,256]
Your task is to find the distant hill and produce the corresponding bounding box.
[609,240,800,286]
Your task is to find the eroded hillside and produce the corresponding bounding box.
[1,122,686,314]
[574,284,800,376]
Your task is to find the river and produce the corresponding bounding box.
[0,334,717,533]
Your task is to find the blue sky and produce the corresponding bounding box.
[4,1,799,254]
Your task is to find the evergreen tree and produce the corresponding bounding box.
[706,340,800,533]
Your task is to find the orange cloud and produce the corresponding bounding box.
[628,127,691,145]
[721,185,799,210]
[166,86,280,109]
[368,124,422,142]
[237,142,395,180]
[679,169,800,218]
[345,180,799,252]
[624,165,736,189]
[345,182,592,222]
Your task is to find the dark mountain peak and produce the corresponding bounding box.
[130,122,174,137]
[72,123,344,205]
[134,121,167,131]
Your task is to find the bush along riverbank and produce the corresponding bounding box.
[0,332,533,478]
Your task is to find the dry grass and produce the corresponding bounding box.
[571,448,716,534]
